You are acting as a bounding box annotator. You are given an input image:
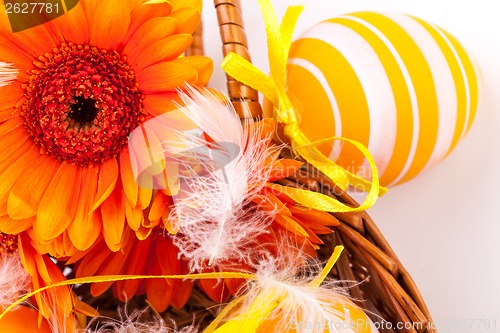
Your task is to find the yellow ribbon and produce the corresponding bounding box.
[204,246,344,333]
[221,0,387,211]
[0,272,256,321]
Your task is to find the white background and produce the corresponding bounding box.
[202,1,500,332]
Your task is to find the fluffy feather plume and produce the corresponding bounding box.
[0,253,31,309]
[162,86,278,270]
[83,309,198,333]
[210,248,378,333]
[0,62,17,87]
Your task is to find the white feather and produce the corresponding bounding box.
[0,62,17,87]
[229,253,378,333]
[82,309,198,333]
[162,86,278,271]
[0,253,30,309]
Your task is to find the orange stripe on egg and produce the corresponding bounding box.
[287,63,336,155]
[289,38,370,173]
[333,16,414,186]
[389,14,458,175]
[412,17,469,156]
[439,29,479,138]
[351,12,439,186]
[320,19,398,179]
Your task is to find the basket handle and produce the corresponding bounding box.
[214,0,263,119]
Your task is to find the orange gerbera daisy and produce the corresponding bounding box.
[0,0,213,254]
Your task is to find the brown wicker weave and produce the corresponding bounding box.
[206,1,437,332]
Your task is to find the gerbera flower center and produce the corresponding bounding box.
[68,96,99,128]
[20,43,144,166]
[0,232,17,255]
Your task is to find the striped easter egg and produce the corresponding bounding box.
[283,12,479,187]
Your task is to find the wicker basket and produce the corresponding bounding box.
[183,1,437,332]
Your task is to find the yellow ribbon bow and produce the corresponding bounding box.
[221,0,387,212]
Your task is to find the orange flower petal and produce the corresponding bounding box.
[75,241,109,277]
[299,223,324,245]
[100,179,126,251]
[7,154,59,220]
[173,56,213,86]
[157,163,180,196]
[143,91,182,117]
[42,255,73,316]
[91,158,118,212]
[80,0,99,28]
[156,238,179,301]
[68,166,102,251]
[273,214,309,238]
[148,191,170,221]
[0,145,39,215]
[48,235,67,258]
[169,0,202,12]
[197,277,231,303]
[51,1,90,45]
[146,257,172,312]
[130,34,193,70]
[156,236,180,283]
[122,2,172,45]
[91,0,131,50]
[129,124,166,177]
[17,233,36,275]
[137,61,198,93]
[35,163,82,241]
[252,194,291,217]
[0,133,31,175]
[136,224,154,240]
[73,297,99,318]
[0,9,59,58]
[268,159,304,182]
[114,236,150,300]
[0,107,15,122]
[0,116,23,136]
[306,223,335,235]
[170,260,193,309]
[136,185,153,210]
[0,40,32,70]
[125,200,143,231]
[261,186,297,205]
[288,205,340,227]
[163,207,178,234]
[0,215,33,234]
[223,264,247,295]
[123,17,177,58]
[0,83,24,110]
[119,148,138,207]
[62,231,79,257]
[171,8,200,34]
[91,242,133,297]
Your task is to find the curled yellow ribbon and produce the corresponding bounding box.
[221,0,387,212]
